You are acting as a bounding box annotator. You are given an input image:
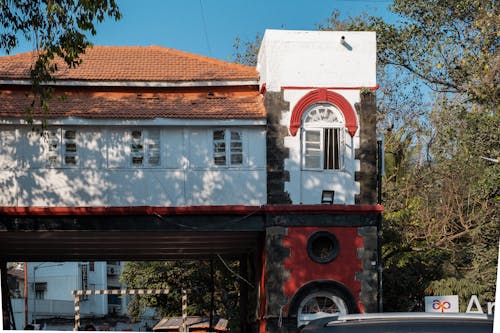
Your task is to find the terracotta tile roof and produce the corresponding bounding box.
[0,90,266,120]
[0,46,258,82]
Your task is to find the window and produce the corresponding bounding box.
[213,129,243,166]
[307,231,340,263]
[34,282,47,300]
[44,128,79,167]
[130,130,144,166]
[130,129,161,167]
[302,104,345,170]
[146,130,161,165]
[46,129,61,167]
[63,130,78,166]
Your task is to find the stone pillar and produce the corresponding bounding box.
[356,226,379,312]
[264,226,290,333]
[1,261,11,330]
[355,91,378,205]
[265,91,291,204]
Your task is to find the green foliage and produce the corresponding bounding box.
[381,99,499,310]
[232,33,261,66]
[383,249,449,311]
[121,260,241,330]
[0,0,121,122]
[369,0,499,107]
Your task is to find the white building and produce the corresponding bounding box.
[1,30,382,332]
[9,262,126,327]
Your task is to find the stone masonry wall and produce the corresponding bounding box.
[354,92,378,205]
[356,226,379,312]
[265,91,292,204]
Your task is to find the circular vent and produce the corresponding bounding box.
[307,231,339,264]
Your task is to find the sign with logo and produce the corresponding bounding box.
[425,295,459,313]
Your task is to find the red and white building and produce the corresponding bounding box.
[0,29,382,332]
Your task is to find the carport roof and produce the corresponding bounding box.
[0,204,382,261]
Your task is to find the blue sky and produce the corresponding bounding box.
[5,0,395,61]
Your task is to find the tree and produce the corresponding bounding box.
[121,259,242,330]
[367,0,499,108]
[354,0,499,310]
[232,33,261,66]
[0,0,121,120]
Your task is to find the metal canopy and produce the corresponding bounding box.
[0,230,262,261]
[0,204,382,261]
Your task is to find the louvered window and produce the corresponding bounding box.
[130,129,161,167]
[44,128,79,167]
[213,129,243,166]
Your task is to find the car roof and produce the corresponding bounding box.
[329,312,492,323]
[300,313,493,333]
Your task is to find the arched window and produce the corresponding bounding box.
[302,103,345,170]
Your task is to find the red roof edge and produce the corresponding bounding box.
[0,205,383,216]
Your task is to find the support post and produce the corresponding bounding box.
[181,289,187,332]
[239,255,248,333]
[209,259,214,332]
[24,262,28,328]
[376,139,384,312]
[73,292,81,331]
[1,261,11,330]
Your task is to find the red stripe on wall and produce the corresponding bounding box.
[281,85,379,91]
[0,204,383,216]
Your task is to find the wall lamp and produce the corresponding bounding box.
[321,190,335,204]
[340,36,352,50]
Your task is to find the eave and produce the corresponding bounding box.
[0,79,259,88]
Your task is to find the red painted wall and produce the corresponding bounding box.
[283,226,363,307]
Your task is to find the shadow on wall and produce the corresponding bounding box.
[0,125,266,207]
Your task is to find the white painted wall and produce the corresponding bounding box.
[257,29,376,91]
[26,262,110,318]
[257,29,376,204]
[0,125,266,207]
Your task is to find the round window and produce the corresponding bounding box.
[307,231,339,263]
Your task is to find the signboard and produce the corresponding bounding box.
[425,295,459,313]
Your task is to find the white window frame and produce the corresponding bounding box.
[301,104,345,171]
[63,129,78,167]
[130,129,161,168]
[43,128,79,168]
[212,129,244,167]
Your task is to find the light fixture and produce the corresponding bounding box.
[321,190,334,204]
[340,36,352,50]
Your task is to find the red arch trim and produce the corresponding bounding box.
[289,89,358,137]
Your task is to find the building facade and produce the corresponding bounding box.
[7,261,126,329]
[0,30,382,332]
[257,30,381,332]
